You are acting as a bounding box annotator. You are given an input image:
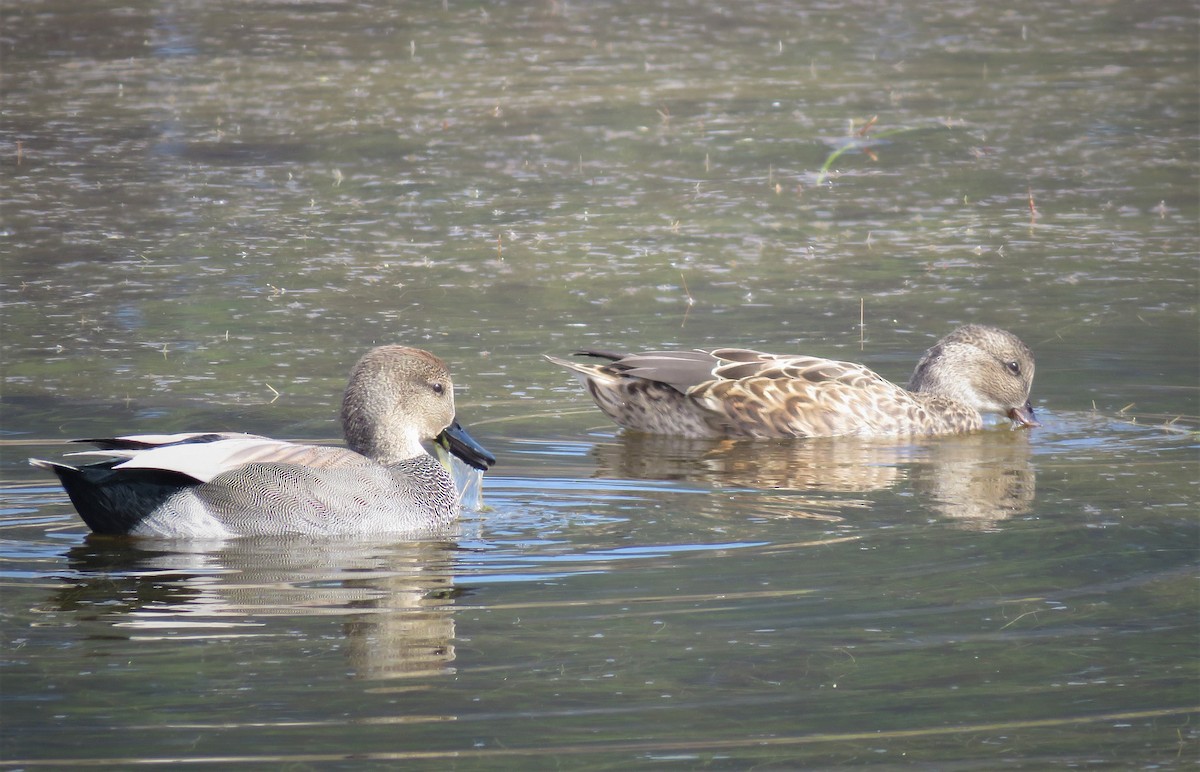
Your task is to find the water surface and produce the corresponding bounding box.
[2,0,1197,767]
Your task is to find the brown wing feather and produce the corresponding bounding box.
[692,355,916,438]
[605,350,723,393]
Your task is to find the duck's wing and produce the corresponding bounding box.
[691,351,912,437]
[72,432,265,450]
[545,350,728,436]
[68,436,372,483]
[547,349,729,392]
[706,349,886,387]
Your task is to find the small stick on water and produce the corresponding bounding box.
[680,271,695,328]
[859,297,865,350]
[1000,608,1040,630]
[1027,187,1039,220]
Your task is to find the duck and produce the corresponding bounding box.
[30,345,495,538]
[546,324,1039,439]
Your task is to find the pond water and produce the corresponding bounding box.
[2,0,1197,767]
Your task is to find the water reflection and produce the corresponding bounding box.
[909,432,1036,530]
[589,430,1035,529]
[53,537,460,680]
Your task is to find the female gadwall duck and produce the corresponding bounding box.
[547,324,1038,439]
[31,345,495,538]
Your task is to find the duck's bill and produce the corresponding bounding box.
[1007,401,1041,428]
[436,420,496,471]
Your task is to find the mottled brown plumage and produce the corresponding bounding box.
[547,325,1038,439]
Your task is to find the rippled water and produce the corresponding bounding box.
[2,0,1197,767]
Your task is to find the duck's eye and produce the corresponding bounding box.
[1005,361,1021,376]
[431,382,446,396]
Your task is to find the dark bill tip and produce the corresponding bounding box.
[1007,400,1041,428]
[437,419,496,471]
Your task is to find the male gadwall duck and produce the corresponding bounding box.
[31,345,495,537]
[547,324,1038,438]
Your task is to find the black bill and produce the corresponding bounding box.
[436,419,496,471]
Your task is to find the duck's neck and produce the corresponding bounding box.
[906,343,968,402]
[347,428,427,467]
[342,394,427,466]
[906,347,991,423]
[908,371,980,412]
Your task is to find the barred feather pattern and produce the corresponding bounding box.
[133,457,456,538]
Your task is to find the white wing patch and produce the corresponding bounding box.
[108,432,264,446]
[108,438,369,482]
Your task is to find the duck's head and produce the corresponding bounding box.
[340,346,495,469]
[907,325,1039,428]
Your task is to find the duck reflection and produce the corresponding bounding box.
[589,430,1035,530]
[909,432,1037,529]
[54,537,461,679]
